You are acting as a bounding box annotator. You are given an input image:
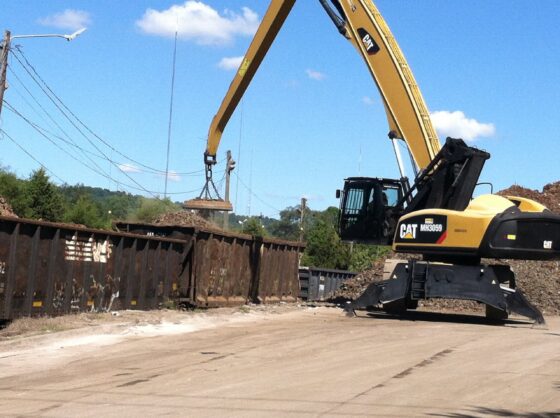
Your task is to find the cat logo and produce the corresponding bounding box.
[357,28,380,55]
[399,223,417,240]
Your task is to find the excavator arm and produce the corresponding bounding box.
[205,0,296,166]
[325,0,440,168]
[204,0,440,179]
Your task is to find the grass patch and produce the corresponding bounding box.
[238,305,251,314]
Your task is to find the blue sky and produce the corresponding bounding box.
[1,1,559,218]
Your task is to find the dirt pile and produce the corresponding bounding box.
[505,259,560,316]
[0,196,17,218]
[153,210,220,230]
[333,257,388,300]
[498,181,560,213]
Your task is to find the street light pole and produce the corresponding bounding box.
[0,28,86,118]
[0,30,11,117]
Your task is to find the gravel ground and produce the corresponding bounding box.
[1,307,558,417]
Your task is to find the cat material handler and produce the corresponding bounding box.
[202,0,560,323]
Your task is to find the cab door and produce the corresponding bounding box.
[338,178,404,244]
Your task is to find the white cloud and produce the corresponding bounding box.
[136,1,260,45]
[430,110,495,142]
[362,96,376,106]
[167,171,181,182]
[218,56,243,71]
[284,79,300,88]
[118,163,140,173]
[306,69,326,81]
[37,10,91,31]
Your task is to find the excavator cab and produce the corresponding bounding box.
[337,177,405,244]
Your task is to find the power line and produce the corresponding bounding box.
[232,171,280,214]
[164,28,178,197]
[4,100,207,178]
[5,46,218,197]
[11,46,205,176]
[8,55,209,176]
[1,106,205,196]
[6,66,113,179]
[10,48,157,198]
[0,128,65,183]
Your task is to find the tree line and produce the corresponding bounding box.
[0,167,388,271]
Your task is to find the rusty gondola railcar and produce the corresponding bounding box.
[0,216,304,320]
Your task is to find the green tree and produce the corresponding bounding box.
[0,168,28,215]
[24,168,65,221]
[242,217,267,237]
[103,193,141,221]
[300,218,349,269]
[133,197,179,223]
[268,204,313,240]
[64,195,108,228]
[347,244,391,271]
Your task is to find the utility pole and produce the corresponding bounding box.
[223,150,235,230]
[0,30,11,118]
[299,197,307,242]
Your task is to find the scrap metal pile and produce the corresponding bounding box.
[153,211,220,230]
[333,181,560,316]
[0,197,17,218]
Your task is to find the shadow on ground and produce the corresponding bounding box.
[355,309,536,327]
[429,406,560,417]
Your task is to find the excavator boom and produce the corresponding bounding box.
[205,0,440,171]
[329,0,440,168]
[206,0,296,162]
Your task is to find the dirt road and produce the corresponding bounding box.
[1,306,559,417]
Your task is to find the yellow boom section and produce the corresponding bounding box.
[206,0,440,171]
[206,0,296,159]
[337,0,440,169]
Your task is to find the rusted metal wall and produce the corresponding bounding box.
[256,238,300,303]
[116,222,304,307]
[299,267,357,301]
[0,216,189,320]
[0,217,304,319]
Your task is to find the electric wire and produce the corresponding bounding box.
[232,171,280,214]
[0,128,66,184]
[8,55,211,176]
[9,49,206,198]
[5,70,118,182]
[5,99,207,178]
[10,47,206,182]
[164,28,178,197]
[5,46,234,198]
[9,50,157,198]
[3,101,206,196]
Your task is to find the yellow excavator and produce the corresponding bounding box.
[196,0,560,323]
